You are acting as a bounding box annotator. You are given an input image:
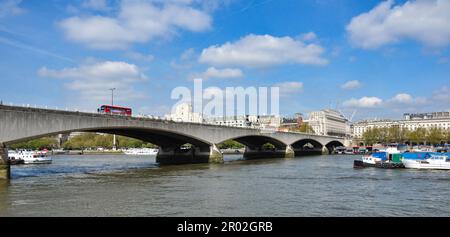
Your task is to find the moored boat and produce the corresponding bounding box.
[354,146,404,169]
[402,154,450,170]
[8,150,52,164]
[123,148,158,155]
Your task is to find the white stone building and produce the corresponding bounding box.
[164,103,203,123]
[204,115,281,129]
[307,109,349,137]
[352,111,450,139]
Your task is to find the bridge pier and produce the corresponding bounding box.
[156,144,223,165]
[243,145,295,159]
[0,146,10,180]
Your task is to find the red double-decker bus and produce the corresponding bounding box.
[98,105,132,116]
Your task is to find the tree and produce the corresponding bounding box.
[297,122,315,134]
[62,133,157,150]
[262,143,275,150]
[10,136,58,150]
[407,128,427,145]
[362,127,376,145]
[427,128,444,146]
[387,126,409,143]
[445,129,450,144]
[218,140,244,149]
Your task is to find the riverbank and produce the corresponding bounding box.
[51,150,124,155]
[52,148,246,155]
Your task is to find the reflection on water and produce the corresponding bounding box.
[0,154,449,216]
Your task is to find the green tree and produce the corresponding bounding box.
[363,127,381,145]
[298,122,315,133]
[407,128,427,145]
[218,140,244,149]
[262,143,275,150]
[288,122,315,134]
[10,136,58,150]
[427,128,444,146]
[62,133,157,150]
[445,129,450,143]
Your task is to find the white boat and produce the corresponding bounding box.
[362,147,401,165]
[123,148,158,155]
[402,155,450,170]
[361,155,382,165]
[8,150,52,164]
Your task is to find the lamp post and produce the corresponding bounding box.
[109,88,117,150]
[109,88,116,106]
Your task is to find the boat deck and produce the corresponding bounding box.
[353,160,405,169]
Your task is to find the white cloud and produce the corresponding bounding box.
[391,93,413,103]
[0,0,25,17]
[59,1,212,49]
[193,67,243,79]
[38,61,147,107]
[344,93,430,110]
[432,86,450,102]
[82,0,109,11]
[343,97,383,108]
[199,34,328,68]
[341,80,362,90]
[347,0,450,49]
[274,81,304,96]
[388,93,429,106]
[300,32,317,41]
[180,48,196,61]
[125,51,155,61]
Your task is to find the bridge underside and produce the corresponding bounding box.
[229,136,294,159]
[88,128,224,165]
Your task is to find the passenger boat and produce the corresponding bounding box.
[123,148,158,155]
[8,150,52,164]
[7,151,25,165]
[402,154,450,170]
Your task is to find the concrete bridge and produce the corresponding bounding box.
[0,105,345,179]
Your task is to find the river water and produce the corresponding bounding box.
[0,154,449,216]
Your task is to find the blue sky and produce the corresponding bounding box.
[0,0,449,121]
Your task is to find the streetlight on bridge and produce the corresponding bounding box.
[109,88,116,106]
[109,88,117,150]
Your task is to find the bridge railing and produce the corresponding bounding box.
[0,103,261,130]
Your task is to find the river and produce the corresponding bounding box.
[0,154,449,216]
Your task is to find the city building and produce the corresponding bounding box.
[278,113,304,132]
[352,111,450,139]
[204,114,281,129]
[164,103,203,123]
[205,115,253,128]
[306,109,349,137]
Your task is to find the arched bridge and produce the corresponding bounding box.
[0,105,345,179]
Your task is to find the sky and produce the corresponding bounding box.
[0,0,449,121]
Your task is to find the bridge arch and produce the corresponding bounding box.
[3,126,212,149]
[219,135,290,159]
[291,139,323,149]
[324,140,345,154]
[290,138,324,156]
[219,135,287,150]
